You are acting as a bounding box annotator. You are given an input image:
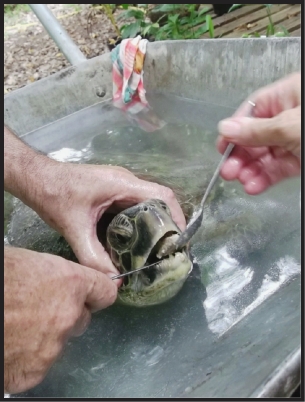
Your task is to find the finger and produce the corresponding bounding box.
[116,179,187,231]
[78,236,123,288]
[219,146,269,181]
[233,73,301,119]
[243,174,272,195]
[79,265,118,312]
[240,153,300,195]
[238,161,262,185]
[67,225,119,274]
[217,111,296,149]
[217,133,269,159]
[68,229,123,288]
[216,136,230,154]
[71,306,91,337]
[156,187,186,231]
[220,157,244,181]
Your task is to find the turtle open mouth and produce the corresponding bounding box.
[143,231,189,278]
[145,231,180,265]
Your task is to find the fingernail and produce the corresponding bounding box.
[218,120,241,137]
[106,272,118,279]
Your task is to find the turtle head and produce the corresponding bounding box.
[106,199,193,307]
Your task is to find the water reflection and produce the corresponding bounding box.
[6,95,300,398]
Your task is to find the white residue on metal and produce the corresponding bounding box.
[48,146,93,162]
[203,246,253,335]
[242,256,300,318]
[146,346,165,367]
[203,247,300,337]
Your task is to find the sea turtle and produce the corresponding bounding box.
[4,124,277,307]
[105,199,193,307]
[4,168,272,308]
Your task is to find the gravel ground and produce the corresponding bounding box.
[4,4,120,93]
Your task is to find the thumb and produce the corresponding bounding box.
[78,264,118,312]
[67,228,122,282]
[218,108,300,151]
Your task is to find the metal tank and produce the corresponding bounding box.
[4,37,301,398]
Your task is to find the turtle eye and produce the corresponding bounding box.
[115,232,130,244]
[107,214,134,251]
[107,227,134,251]
[157,200,171,216]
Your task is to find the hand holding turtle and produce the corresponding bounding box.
[4,126,186,281]
[216,72,301,194]
[4,246,117,394]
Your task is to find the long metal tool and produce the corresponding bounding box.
[168,100,256,252]
[111,261,162,280]
[111,100,256,280]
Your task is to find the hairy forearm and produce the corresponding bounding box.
[4,126,59,211]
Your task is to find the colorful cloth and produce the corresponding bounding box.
[111,35,165,132]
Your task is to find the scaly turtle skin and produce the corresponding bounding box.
[106,199,193,307]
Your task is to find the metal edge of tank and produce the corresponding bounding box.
[3,37,302,398]
[4,38,301,137]
[253,348,301,398]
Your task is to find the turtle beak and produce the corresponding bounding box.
[131,206,181,270]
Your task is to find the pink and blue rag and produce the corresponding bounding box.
[111,35,165,132]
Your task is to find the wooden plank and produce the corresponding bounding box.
[201,4,290,38]
[221,5,295,38]
[223,4,301,38]
[198,5,216,19]
[199,5,266,38]
[205,4,265,29]
[282,11,302,31]
[278,13,301,32]
[255,13,301,34]
[289,27,301,37]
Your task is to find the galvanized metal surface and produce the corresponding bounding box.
[4,38,301,398]
[4,38,301,136]
[255,348,301,398]
[28,4,86,65]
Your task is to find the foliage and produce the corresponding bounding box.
[90,4,121,37]
[117,5,159,39]
[117,4,215,41]
[4,4,29,14]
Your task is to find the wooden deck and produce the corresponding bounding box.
[198,4,301,38]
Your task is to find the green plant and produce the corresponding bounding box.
[117,5,160,39]
[117,4,211,41]
[4,3,30,14]
[265,4,275,35]
[4,3,31,26]
[206,14,214,38]
[89,4,121,37]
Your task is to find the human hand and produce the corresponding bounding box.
[217,72,301,194]
[26,162,186,279]
[4,127,186,280]
[4,246,117,394]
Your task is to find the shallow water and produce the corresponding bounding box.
[6,93,300,398]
